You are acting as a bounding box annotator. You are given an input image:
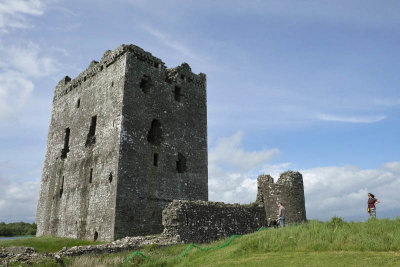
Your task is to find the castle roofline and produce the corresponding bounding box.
[54,44,206,101]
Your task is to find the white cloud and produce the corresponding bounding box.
[302,163,400,220]
[0,42,59,119]
[0,174,40,222]
[2,42,59,77]
[0,0,46,33]
[208,132,400,221]
[316,113,386,123]
[373,98,400,107]
[141,24,200,62]
[209,131,279,172]
[0,71,34,119]
[208,131,280,203]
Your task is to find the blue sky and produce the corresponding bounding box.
[0,0,399,223]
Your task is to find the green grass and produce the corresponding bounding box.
[127,217,400,266]
[3,217,400,266]
[0,235,105,253]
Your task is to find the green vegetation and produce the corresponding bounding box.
[83,217,400,267]
[3,217,400,266]
[0,222,37,237]
[0,235,105,253]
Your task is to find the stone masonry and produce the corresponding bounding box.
[36,44,208,241]
[256,171,307,225]
[161,200,266,243]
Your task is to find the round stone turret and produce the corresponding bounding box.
[257,171,306,225]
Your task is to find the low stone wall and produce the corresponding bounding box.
[0,235,180,265]
[162,200,266,243]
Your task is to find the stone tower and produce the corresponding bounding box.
[36,44,208,241]
[256,171,306,225]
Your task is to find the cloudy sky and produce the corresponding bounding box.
[0,0,399,223]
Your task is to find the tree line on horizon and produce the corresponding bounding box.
[0,222,37,237]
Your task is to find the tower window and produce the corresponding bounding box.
[109,172,113,183]
[153,153,159,166]
[89,168,93,183]
[59,176,64,198]
[174,86,183,102]
[85,116,97,147]
[61,128,70,159]
[176,153,187,173]
[147,119,163,145]
[76,98,80,108]
[139,75,153,94]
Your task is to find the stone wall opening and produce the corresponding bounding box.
[76,99,80,108]
[89,168,93,183]
[174,86,183,102]
[109,172,113,183]
[93,231,98,241]
[85,116,97,147]
[176,153,186,173]
[140,75,153,94]
[59,176,64,199]
[61,128,70,159]
[147,119,163,145]
[153,153,159,166]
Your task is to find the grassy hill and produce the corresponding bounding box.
[2,217,400,266]
[69,217,400,266]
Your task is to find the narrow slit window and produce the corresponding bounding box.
[61,128,70,159]
[94,231,98,241]
[174,86,183,102]
[59,176,64,198]
[109,172,113,183]
[85,116,97,147]
[153,153,159,166]
[76,98,80,108]
[89,168,93,183]
[176,153,187,173]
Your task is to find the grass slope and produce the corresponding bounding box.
[2,218,400,266]
[0,236,104,253]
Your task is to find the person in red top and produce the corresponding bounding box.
[368,193,380,218]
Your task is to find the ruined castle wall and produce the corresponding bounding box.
[256,171,306,225]
[36,50,127,241]
[114,51,208,239]
[162,200,265,243]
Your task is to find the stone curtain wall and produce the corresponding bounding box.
[256,171,306,225]
[162,200,266,243]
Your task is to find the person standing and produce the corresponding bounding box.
[367,193,380,218]
[277,202,286,228]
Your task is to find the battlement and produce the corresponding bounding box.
[54,44,206,101]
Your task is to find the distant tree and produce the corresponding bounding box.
[0,222,37,237]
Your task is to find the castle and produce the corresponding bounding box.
[36,44,306,242]
[36,45,208,241]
